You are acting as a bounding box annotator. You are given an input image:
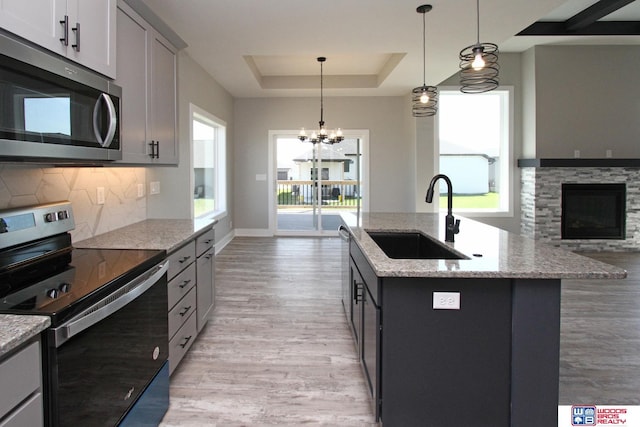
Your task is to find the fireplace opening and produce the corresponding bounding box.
[561,183,626,240]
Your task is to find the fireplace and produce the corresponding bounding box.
[561,183,626,240]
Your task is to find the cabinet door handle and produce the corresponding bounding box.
[179,335,193,348]
[149,141,159,159]
[179,279,191,289]
[179,255,191,264]
[179,305,192,316]
[71,22,80,51]
[353,281,363,304]
[59,15,69,46]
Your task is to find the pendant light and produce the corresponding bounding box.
[412,4,438,117]
[298,57,344,145]
[459,0,499,93]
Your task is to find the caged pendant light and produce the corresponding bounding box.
[411,4,438,117]
[298,57,344,145]
[459,0,499,93]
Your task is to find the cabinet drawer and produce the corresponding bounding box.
[169,312,197,375]
[0,340,41,420]
[195,228,215,257]
[167,241,196,280]
[0,392,43,427]
[168,287,197,340]
[167,262,196,310]
[350,242,379,305]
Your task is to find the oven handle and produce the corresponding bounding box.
[52,260,169,348]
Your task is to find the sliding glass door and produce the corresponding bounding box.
[274,136,362,235]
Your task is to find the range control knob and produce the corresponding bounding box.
[58,210,68,220]
[44,213,57,223]
[47,288,59,299]
[58,283,71,293]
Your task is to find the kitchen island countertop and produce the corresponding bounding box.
[0,314,50,357]
[343,212,627,279]
[74,218,217,252]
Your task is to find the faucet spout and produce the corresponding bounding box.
[425,174,460,242]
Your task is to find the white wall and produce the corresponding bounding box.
[233,96,413,231]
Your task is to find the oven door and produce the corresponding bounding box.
[46,261,169,427]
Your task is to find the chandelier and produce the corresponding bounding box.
[298,57,344,145]
[411,4,438,117]
[459,0,499,93]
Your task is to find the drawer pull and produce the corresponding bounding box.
[179,255,192,264]
[179,335,193,348]
[179,279,191,289]
[179,305,192,316]
[205,254,213,260]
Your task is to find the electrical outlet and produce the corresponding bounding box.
[97,187,105,205]
[433,292,460,310]
[137,183,144,198]
[574,150,580,158]
[150,181,160,195]
[606,149,612,158]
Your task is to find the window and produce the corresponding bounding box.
[437,89,512,214]
[191,104,226,219]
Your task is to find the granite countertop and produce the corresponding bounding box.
[74,218,217,252]
[343,212,627,279]
[0,315,50,357]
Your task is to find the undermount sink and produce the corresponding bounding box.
[366,231,467,260]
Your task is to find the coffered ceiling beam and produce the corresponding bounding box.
[517,0,640,36]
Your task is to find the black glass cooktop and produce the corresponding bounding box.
[0,246,164,326]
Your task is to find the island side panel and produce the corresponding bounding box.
[511,279,561,427]
[381,277,512,427]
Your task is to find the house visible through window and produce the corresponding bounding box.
[437,89,511,213]
[192,104,226,219]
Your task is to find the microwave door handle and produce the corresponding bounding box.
[53,261,169,347]
[92,93,117,147]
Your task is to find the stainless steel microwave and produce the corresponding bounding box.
[0,32,121,163]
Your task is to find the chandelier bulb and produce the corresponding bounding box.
[420,90,429,104]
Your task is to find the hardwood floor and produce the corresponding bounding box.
[161,237,377,426]
[161,238,640,425]
[559,251,640,405]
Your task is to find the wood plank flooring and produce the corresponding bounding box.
[559,251,640,404]
[161,237,640,426]
[161,237,377,426]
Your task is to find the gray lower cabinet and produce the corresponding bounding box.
[0,339,43,427]
[167,240,197,375]
[115,1,178,165]
[166,226,215,375]
[195,228,215,332]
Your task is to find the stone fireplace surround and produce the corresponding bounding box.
[520,159,640,251]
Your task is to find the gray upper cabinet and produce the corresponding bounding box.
[115,1,178,165]
[0,0,116,78]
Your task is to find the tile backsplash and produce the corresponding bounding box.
[0,165,147,242]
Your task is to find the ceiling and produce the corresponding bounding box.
[140,0,640,98]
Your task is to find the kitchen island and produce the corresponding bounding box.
[341,213,626,427]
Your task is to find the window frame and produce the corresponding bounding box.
[435,86,514,218]
[190,103,227,220]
